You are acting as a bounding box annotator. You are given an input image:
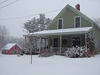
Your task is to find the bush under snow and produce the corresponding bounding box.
[66,46,89,58]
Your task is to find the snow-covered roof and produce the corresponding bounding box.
[1,43,17,50]
[25,27,93,37]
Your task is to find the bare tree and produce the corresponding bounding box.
[0,25,9,49]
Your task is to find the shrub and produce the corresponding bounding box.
[66,46,89,58]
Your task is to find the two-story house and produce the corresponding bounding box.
[24,4,100,54]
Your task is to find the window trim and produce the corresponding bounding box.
[57,18,63,29]
[74,16,81,28]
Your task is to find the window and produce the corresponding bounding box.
[11,51,13,53]
[58,18,63,29]
[72,37,80,46]
[75,16,81,28]
[15,46,17,49]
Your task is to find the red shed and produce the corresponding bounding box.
[1,43,22,54]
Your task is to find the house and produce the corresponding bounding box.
[24,4,100,54]
[1,43,22,54]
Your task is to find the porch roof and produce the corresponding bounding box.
[24,27,93,37]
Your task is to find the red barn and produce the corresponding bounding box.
[1,43,22,54]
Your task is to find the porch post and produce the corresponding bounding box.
[44,38,46,49]
[85,33,87,48]
[25,36,27,43]
[60,35,62,54]
[51,36,53,50]
[39,37,41,53]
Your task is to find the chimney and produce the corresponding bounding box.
[75,4,80,11]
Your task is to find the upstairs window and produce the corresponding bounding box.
[75,16,81,28]
[58,18,63,29]
[15,46,17,49]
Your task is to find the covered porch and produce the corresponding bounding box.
[24,27,93,54]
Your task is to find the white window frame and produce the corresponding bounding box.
[74,16,81,28]
[57,18,63,29]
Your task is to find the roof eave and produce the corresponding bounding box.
[24,27,93,37]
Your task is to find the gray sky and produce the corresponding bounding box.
[0,0,100,38]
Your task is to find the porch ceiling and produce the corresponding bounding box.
[24,27,93,37]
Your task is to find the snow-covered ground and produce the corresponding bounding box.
[0,54,100,75]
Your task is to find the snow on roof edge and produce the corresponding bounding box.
[1,43,21,50]
[26,27,92,37]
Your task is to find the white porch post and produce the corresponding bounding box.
[51,36,53,50]
[44,38,46,49]
[25,36,28,43]
[60,35,62,54]
[39,37,41,53]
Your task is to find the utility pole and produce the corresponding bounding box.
[31,50,32,64]
[30,43,32,64]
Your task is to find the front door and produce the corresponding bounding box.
[53,38,59,47]
[14,51,17,54]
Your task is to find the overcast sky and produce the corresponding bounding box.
[0,0,100,38]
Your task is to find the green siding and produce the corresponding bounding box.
[48,8,92,30]
[50,21,57,29]
[81,17,92,27]
[62,9,75,28]
[93,26,100,53]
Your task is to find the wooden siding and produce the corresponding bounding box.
[2,44,22,54]
[48,8,92,30]
[93,26,100,53]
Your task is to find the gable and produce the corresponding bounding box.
[48,4,95,30]
[10,44,22,50]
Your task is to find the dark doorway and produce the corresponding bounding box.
[72,37,80,46]
[14,51,17,54]
[53,38,59,47]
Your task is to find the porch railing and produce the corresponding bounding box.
[39,47,68,54]
[50,47,68,53]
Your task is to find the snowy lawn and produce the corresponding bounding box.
[0,54,100,75]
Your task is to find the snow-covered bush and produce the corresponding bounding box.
[39,50,53,57]
[87,33,95,56]
[66,46,89,58]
